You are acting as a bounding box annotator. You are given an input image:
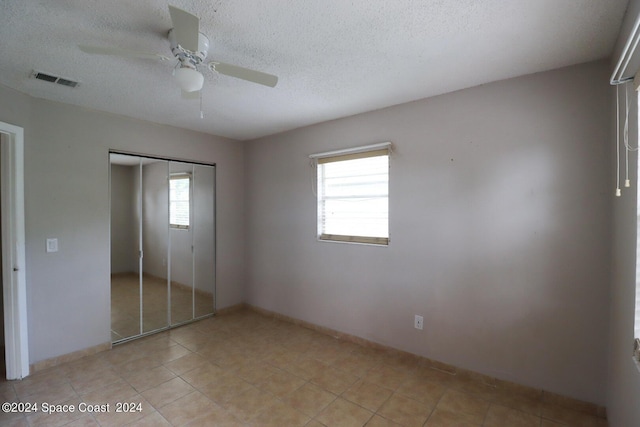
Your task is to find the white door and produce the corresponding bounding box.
[0,121,29,380]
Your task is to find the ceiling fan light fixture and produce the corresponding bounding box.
[174,66,204,92]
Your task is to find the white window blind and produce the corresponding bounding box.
[313,144,390,245]
[170,174,190,229]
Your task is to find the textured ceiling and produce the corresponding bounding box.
[0,1,630,141]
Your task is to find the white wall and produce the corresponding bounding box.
[606,0,640,425]
[0,84,245,364]
[245,61,611,405]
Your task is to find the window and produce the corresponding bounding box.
[170,174,190,229]
[312,143,390,245]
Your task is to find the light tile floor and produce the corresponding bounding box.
[0,309,607,426]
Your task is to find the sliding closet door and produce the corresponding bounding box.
[111,152,215,342]
[193,164,215,317]
[141,159,169,333]
[168,162,216,324]
[110,154,142,341]
[169,161,194,325]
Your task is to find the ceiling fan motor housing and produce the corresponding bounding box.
[168,29,209,69]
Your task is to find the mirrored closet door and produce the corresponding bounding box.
[110,153,215,343]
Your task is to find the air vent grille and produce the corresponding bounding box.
[31,71,79,88]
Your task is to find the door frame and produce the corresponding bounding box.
[0,121,29,380]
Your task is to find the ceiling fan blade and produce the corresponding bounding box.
[209,61,278,87]
[78,45,171,61]
[168,5,199,52]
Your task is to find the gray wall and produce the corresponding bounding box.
[606,0,640,425]
[0,84,245,364]
[245,61,611,405]
[193,164,216,297]
[0,57,623,409]
[110,164,136,274]
[141,160,170,280]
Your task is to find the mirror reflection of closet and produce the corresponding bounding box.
[169,161,194,325]
[141,158,169,334]
[109,153,215,343]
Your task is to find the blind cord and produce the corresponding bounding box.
[624,82,639,152]
[617,85,621,197]
[623,82,639,191]
[625,83,630,187]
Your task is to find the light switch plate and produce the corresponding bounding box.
[414,315,423,330]
[46,238,58,253]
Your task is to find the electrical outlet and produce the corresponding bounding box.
[414,315,423,330]
[46,238,58,253]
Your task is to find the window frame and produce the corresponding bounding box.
[169,173,191,230]
[311,143,391,246]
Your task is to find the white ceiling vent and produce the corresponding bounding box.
[31,70,79,88]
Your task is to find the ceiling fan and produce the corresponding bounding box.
[79,5,278,97]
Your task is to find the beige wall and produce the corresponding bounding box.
[0,84,246,364]
[245,61,612,405]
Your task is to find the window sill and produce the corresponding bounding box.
[319,234,388,246]
[317,236,389,247]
